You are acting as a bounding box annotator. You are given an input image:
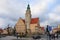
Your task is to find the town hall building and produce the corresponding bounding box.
[15,4,42,35]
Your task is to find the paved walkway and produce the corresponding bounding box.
[0,36,33,40]
[0,36,60,40]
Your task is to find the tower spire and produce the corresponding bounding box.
[27,4,30,9]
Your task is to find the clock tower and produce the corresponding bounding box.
[25,4,31,34]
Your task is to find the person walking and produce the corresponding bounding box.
[56,31,59,39]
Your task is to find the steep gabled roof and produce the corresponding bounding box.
[22,19,25,23]
[16,18,25,25]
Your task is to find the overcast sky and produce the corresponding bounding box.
[0,0,60,28]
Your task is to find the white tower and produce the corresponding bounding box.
[25,4,31,31]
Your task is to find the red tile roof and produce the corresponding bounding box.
[22,18,39,24]
[31,18,39,24]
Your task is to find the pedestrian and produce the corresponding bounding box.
[56,33,58,39]
[49,32,51,40]
[56,31,59,39]
[16,33,18,39]
[53,33,55,40]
